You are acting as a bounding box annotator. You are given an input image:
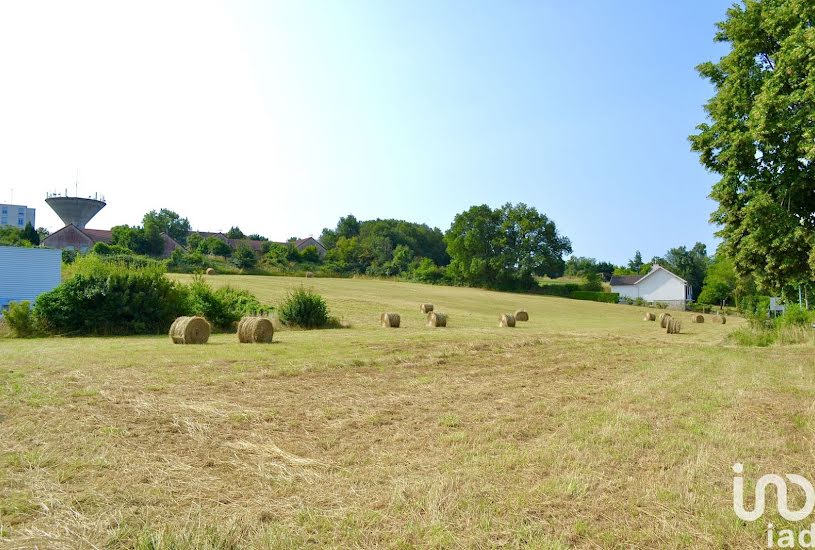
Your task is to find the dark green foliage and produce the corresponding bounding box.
[200,237,232,257]
[185,276,267,331]
[247,234,267,241]
[777,304,813,329]
[662,243,709,299]
[231,244,257,269]
[4,301,40,337]
[277,287,329,329]
[698,254,737,306]
[690,0,815,295]
[536,283,583,297]
[321,214,448,276]
[445,203,572,290]
[627,251,643,272]
[34,262,187,335]
[92,242,133,256]
[0,226,33,247]
[143,209,191,245]
[226,226,246,239]
[408,257,446,284]
[62,248,78,264]
[739,295,771,318]
[21,222,39,246]
[569,291,619,304]
[299,246,321,264]
[110,224,164,256]
[582,272,603,292]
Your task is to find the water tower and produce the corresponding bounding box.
[45,191,106,229]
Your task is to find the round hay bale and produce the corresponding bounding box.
[514,309,529,322]
[305,271,314,278]
[643,312,656,321]
[666,318,682,334]
[380,312,401,328]
[691,314,704,323]
[426,311,447,327]
[237,316,274,343]
[420,303,434,314]
[205,268,215,275]
[499,313,516,328]
[660,313,672,328]
[169,316,210,344]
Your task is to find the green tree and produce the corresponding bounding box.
[627,251,643,272]
[21,222,39,245]
[226,226,245,239]
[690,0,815,296]
[698,254,738,306]
[110,224,163,256]
[143,209,191,245]
[445,203,572,290]
[201,237,232,257]
[300,245,321,263]
[231,243,257,269]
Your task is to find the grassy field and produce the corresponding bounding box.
[2,275,815,548]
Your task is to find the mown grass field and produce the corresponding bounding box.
[2,275,814,548]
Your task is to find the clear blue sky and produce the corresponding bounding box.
[1,1,733,265]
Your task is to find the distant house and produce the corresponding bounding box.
[42,224,183,258]
[0,246,61,309]
[191,232,326,258]
[294,237,327,258]
[610,264,690,309]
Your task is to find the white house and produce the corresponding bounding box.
[0,246,62,309]
[610,264,689,309]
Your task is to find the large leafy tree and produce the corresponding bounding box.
[445,203,572,290]
[143,209,191,245]
[690,0,815,295]
[21,222,39,246]
[110,224,164,256]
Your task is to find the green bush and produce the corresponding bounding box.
[777,304,813,328]
[536,283,582,297]
[277,287,329,329]
[582,272,603,292]
[35,261,187,335]
[62,248,78,264]
[569,291,619,303]
[92,242,134,256]
[185,276,268,331]
[4,301,40,337]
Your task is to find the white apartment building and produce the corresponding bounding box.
[0,204,36,229]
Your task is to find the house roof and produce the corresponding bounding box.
[609,274,641,286]
[81,228,113,243]
[609,264,687,287]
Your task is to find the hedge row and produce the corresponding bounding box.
[569,291,620,303]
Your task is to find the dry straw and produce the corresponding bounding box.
[426,312,447,327]
[237,316,274,343]
[380,312,401,328]
[712,314,727,325]
[659,313,672,328]
[515,310,529,322]
[499,314,516,328]
[305,271,314,278]
[643,312,656,321]
[205,268,215,275]
[420,303,434,314]
[169,316,210,344]
[666,318,682,334]
[691,314,705,323]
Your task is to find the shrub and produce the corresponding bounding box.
[777,304,813,329]
[4,301,40,337]
[582,272,603,292]
[277,287,329,329]
[634,297,646,306]
[62,248,78,264]
[231,244,258,270]
[92,242,133,256]
[569,291,619,303]
[35,261,187,335]
[185,276,268,331]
